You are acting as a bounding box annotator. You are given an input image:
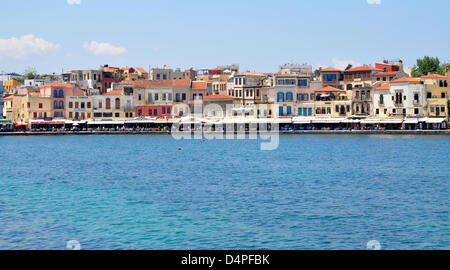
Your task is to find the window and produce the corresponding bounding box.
[81,102,85,109]
[115,98,120,109]
[115,113,120,118]
[441,93,446,98]
[414,108,419,114]
[167,107,171,114]
[75,102,79,108]
[380,94,384,104]
[99,101,102,109]
[154,109,157,115]
[53,89,58,97]
[163,74,167,80]
[59,90,64,98]
[33,112,37,119]
[138,94,142,101]
[54,101,58,109]
[286,106,292,116]
[39,103,43,109]
[376,108,379,114]
[427,92,431,98]
[87,102,91,108]
[322,74,337,82]
[277,92,285,102]
[162,107,166,115]
[138,109,142,116]
[106,98,111,109]
[182,93,186,101]
[414,93,419,102]
[155,93,159,101]
[69,112,73,118]
[298,79,308,87]
[69,102,73,108]
[286,92,293,101]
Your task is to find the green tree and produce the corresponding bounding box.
[114,69,125,81]
[411,56,444,77]
[23,67,38,80]
[313,67,322,78]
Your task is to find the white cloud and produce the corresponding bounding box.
[0,34,60,58]
[67,0,81,5]
[83,41,126,56]
[367,0,381,4]
[332,57,361,70]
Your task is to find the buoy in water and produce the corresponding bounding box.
[203,139,206,142]
[178,147,182,150]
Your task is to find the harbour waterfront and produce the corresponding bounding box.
[0,135,449,250]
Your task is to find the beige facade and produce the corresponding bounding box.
[10,94,51,124]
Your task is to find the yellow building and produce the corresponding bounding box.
[422,74,449,119]
[66,96,94,121]
[10,93,51,125]
[4,79,23,94]
[314,86,352,117]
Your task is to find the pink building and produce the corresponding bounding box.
[39,83,85,119]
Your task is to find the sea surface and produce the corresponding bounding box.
[0,135,448,250]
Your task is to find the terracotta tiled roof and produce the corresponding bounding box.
[314,86,346,93]
[376,71,401,76]
[192,81,207,91]
[40,83,74,88]
[203,95,240,100]
[236,72,266,77]
[124,79,191,88]
[421,74,448,79]
[321,67,342,72]
[135,68,148,74]
[375,83,390,91]
[275,73,311,77]
[104,90,123,96]
[391,77,421,83]
[344,66,383,73]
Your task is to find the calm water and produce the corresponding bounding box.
[0,135,448,250]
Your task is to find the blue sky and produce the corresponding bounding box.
[1,0,449,74]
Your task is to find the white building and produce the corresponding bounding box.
[0,81,3,119]
[373,77,426,118]
[24,78,50,88]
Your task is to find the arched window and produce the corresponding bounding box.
[380,94,384,104]
[445,81,448,87]
[54,101,58,109]
[59,89,64,98]
[53,90,58,97]
[106,98,111,109]
[59,101,64,109]
[115,98,120,109]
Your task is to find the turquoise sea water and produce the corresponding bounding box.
[0,135,448,250]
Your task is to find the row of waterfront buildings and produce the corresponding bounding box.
[1,61,450,131]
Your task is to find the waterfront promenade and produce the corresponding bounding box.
[1,129,450,136]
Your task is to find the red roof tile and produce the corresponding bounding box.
[192,81,207,91]
[314,86,346,93]
[321,67,342,72]
[104,90,123,96]
[40,83,73,88]
[391,77,421,83]
[344,66,383,73]
[375,83,390,90]
[421,74,448,79]
[203,95,240,100]
[135,68,148,74]
[376,71,401,76]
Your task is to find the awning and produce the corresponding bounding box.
[292,117,313,124]
[87,121,125,125]
[422,118,446,124]
[403,118,419,124]
[380,119,403,124]
[360,118,382,124]
[342,119,361,124]
[312,117,346,124]
[29,120,66,125]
